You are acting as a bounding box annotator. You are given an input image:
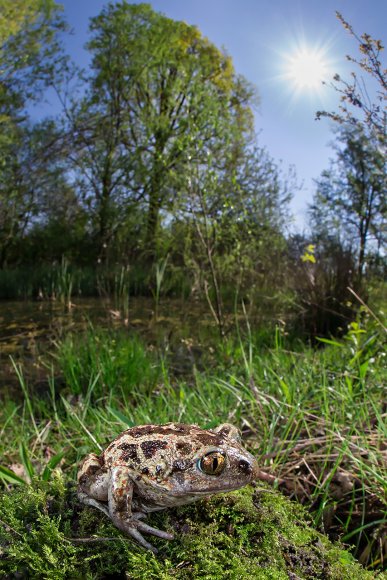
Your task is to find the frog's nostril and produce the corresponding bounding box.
[238,459,252,474]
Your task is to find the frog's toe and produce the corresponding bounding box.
[136,520,174,540]
[131,511,147,520]
[117,518,174,553]
[127,527,159,554]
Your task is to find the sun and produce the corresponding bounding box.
[288,48,329,90]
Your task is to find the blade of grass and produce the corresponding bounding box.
[19,442,34,481]
[42,451,65,481]
[0,465,26,485]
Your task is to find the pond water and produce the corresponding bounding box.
[0,297,219,395]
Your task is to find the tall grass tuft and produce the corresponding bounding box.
[53,257,74,308]
[52,326,160,400]
[113,265,131,321]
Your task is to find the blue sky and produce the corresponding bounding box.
[40,0,387,228]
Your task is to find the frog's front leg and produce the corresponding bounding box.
[78,452,111,517]
[109,466,174,553]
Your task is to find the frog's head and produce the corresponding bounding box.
[172,423,258,495]
[139,423,259,498]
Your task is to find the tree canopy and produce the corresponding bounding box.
[72,1,258,258]
[310,123,386,283]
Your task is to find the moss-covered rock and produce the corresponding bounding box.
[0,476,384,579]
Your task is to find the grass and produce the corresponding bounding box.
[51,327,160,399]
[0,306,385,577]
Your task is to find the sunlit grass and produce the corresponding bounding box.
[0,309,385,570]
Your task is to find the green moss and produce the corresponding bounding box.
[1,476,382,579]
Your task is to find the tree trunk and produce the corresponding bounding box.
[357,232,366,285]
[145,190,160,262]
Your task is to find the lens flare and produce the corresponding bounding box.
[288,48,329,90]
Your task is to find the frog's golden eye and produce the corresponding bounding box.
[198,451,226,475]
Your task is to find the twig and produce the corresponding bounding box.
[0,518,23,537]
[347,287,387,332]
[66,536,133,543]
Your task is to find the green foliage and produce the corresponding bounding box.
[0,0,40,44]
[310,124,386,284]
[0,1,382,354]
[301,244,316,263]
[0,477,80,579]
[0,465,26,485]
[294,122,386,339]
[0,5,385,573]
[0,0,66,126]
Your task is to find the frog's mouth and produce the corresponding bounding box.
[170,481,248,497]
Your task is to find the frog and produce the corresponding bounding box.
[77,422,259,553]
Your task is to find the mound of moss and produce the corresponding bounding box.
[0,476,383,579]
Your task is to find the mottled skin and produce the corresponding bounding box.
[77,422,259,553]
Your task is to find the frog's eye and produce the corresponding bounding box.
[198,451,226,475]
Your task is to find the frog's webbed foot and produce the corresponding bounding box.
[78,492,172,553]
[109,467,174,554]
[118,518,174,554]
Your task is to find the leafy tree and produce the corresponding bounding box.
[0,0,46,44]
[177,143,294,335]
[210,144,294,301]
[82,1,257,260]
[0,0,68,266]
[313,14,385,333]
[316,12,386,145]
[0,0,67,128]
[310,124,386,284]
[0,120,82,267]
[62,96,134,264]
